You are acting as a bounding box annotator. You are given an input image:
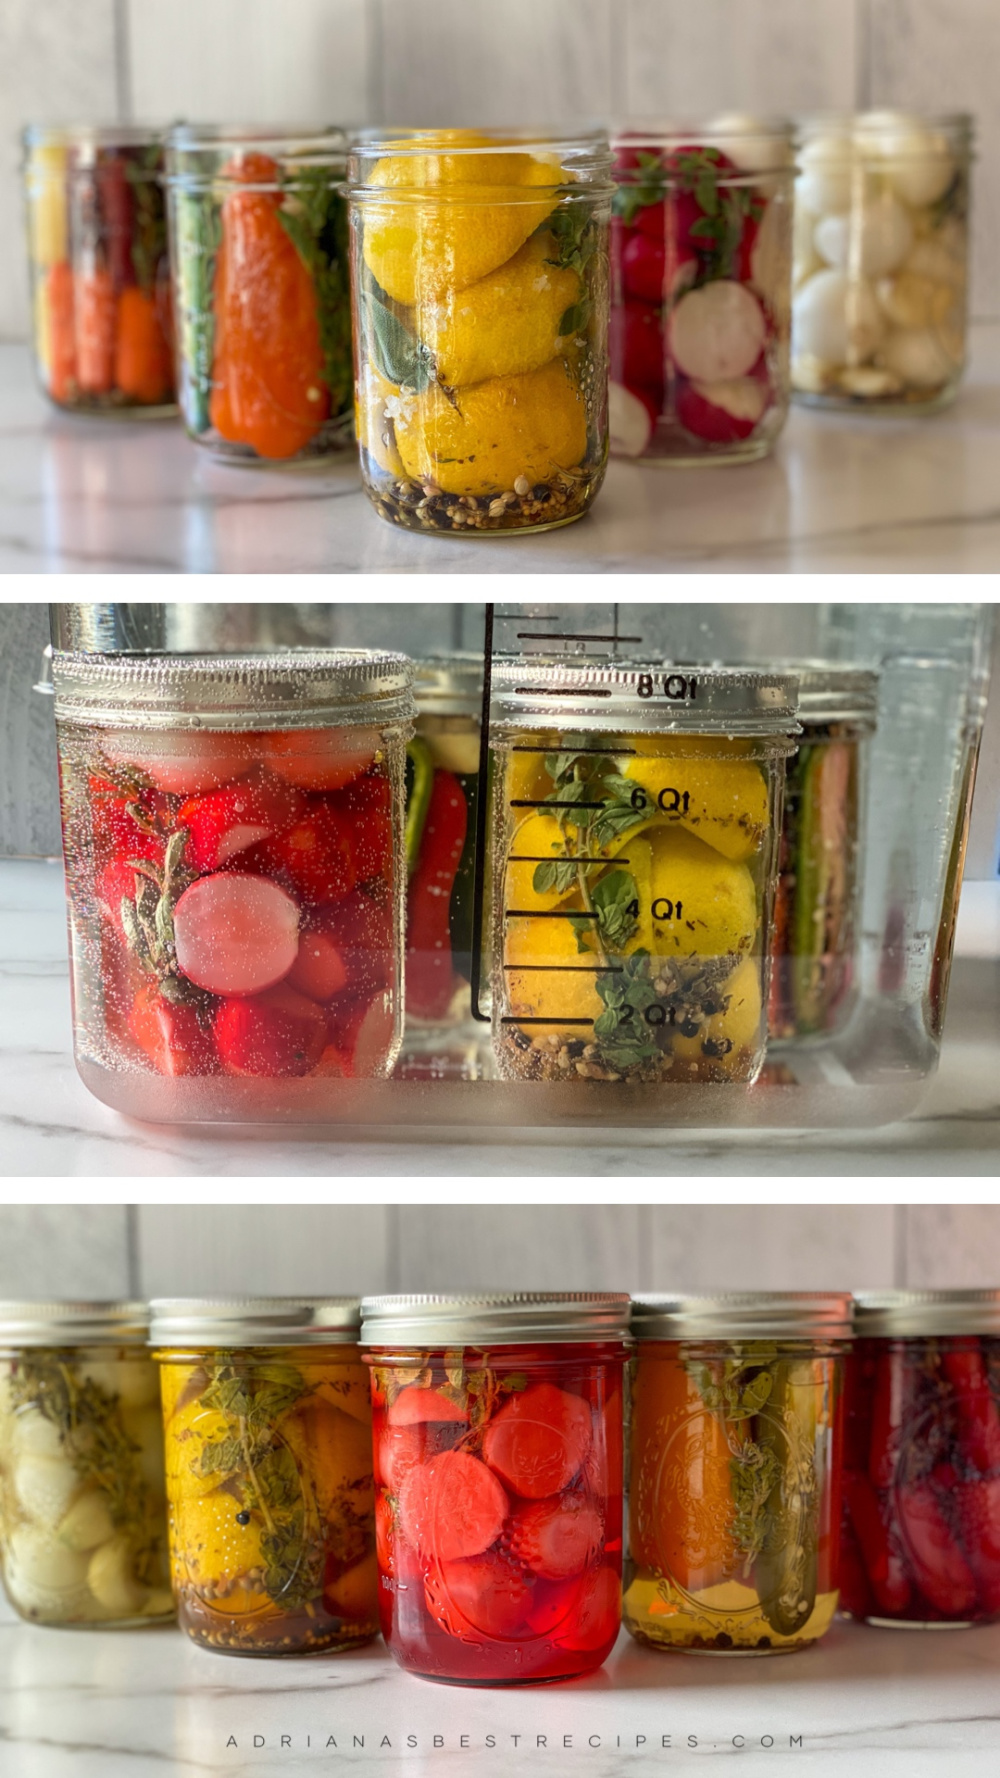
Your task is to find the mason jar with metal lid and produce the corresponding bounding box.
[51,649,415,1121]
[793,113,972,410]
[402,655,483,1039]
[347,129,614,533]
[625,1292,851,1653]
[488,663,800,1086]
[768,665,878,1043]
[150,1297,377,1655]
[840,1290,1000,1629]
[360,1291,630,1683]
[0,1301,172,1628]
[164,127,352,461]
[22,125,176,416]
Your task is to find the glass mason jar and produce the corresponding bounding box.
[404,656,482,1028]
[22,126,175,416]
[768,667,877,1043]
[164,128,352,462]
[0,1301,172,1628]
[840,1292,1000,1628]
[610,119,794,464]
[488,663,799,1085]
[360,1292,630,1683]
[347,129,614,534]
[792,113,972,410]
[151,1298,377,1655]
[625,1293,851,1653]
[50,649,414,1121]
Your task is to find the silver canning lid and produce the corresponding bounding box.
[413,653,484,717]
[784,664,878,729]
[23,125,165,159]
[632,1292,854,1340]
[51,649,415,733]
[360,1292,631,1346]
[491,662,800,739]
[149,1298,361,1348]
[853,1290,1000,1338]
[0,1301,150,1347]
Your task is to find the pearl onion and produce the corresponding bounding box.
[798,135,861,216]
[883,327,958,387]
[814,194,913,278]
[858,117,954,208]
[705,114,794,172]
[78,1358,159,1410]
[793,269,883,366]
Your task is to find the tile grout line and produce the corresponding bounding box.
[113,0,134,124]
[125,1203,141,1298]
[893,1203,908,1288]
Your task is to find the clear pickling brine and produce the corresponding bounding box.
[51,650,414,1122]
[488,665,799,1085]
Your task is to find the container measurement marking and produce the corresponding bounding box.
[508,855,630,865]
[509,799,608,810]
[510,745,638,757]
[500,1016,595,1026]
[505,908,600,919]
[502,964,623,974]
[513,632,644,645]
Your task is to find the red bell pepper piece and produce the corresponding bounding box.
[942,1344,1000,1475]
[405,769,468,1020]
[896,1478,976,1617]
[868,1346,910,1490]
[953,1475,1000,1616]
[846,1471,911,1615]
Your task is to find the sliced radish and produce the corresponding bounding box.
[176,772,303,874]
[102,732,252,796]
[351,994,397,1077]
[260,727,380,793]
[677,374,769,443]
[285,922,350,1003]
[173,873,300,996]
[669,280,767,381]
[213,983,328,1078]
[608,380,656,457]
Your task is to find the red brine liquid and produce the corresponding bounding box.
[368,1344,624,1682]
[839,1336,1000,1625]
[80,723,397,1086]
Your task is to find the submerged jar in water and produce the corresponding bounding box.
[361,1292,629,1683]
[768,666,877,1042]
[610,119,794,463]
[0,1301,172,1627]
[152,1299,378,1654]
[165,128,352,462]
[23,126,175,415]
[51,649,414,1121]
[625,1293,850,1653]
[792,113,972,410]
[840,1292,1000,1628]
[347,129,613,533]
[488,663,798,1084]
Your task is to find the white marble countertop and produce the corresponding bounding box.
[2,860,999,1178]
[1,328,1000,574]
[1,1591,998,1778]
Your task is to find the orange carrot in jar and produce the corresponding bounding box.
[209,152,330,460]
[114,285,172,403]
[47,260,77,401]
[75,265,116,393]
[630,1347,738,1593]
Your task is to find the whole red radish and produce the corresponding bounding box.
[264,799,357,906]
[127,982,218,1078]
[608,381,656,457]
[177,771,303,874]
[261,726,378,792]
[609,300,665,404]
[214,982,327,1077]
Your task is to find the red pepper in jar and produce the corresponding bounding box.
[405,768,467,1020]
[837,1511,874,1619]
[952,1476,1000,1616]
[845,1471,912,1615]
[941,1345,1000,1474]
[868,1347,910,1490]
[895,1477,976,1617]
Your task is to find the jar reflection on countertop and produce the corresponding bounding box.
[0,1301,172,1628]
[22,126,176,416]
[50,648,415,1123]
[151,1298,378,1655]
[361,1292,630,1684]
[768,666,878,1043]
[841,1292,1000,1629]
[792,112,972,410]
[347,129,614,534]
[625,1293,851,1653]
[487,663,800,1087]
[164,127,352,463]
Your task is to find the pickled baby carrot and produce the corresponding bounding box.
[114,285,173,404]
[629,1349,738,1593]
[75,265,116,394]
[47,261,76,401]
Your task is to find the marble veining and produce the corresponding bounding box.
[0,861,998,1178]
[1,1592,998,1777]
[1,327,1000,572]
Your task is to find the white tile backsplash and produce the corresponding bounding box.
[0,1205,996,1299]
[622,0,859,118]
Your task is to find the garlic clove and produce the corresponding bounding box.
[15,1454,80,1528]
[58,1489,116,1552]
[87,1533,147,1617]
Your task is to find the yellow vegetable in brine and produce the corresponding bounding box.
[394,357,587,497]
[622,753,769,862]
[418,231,581,387]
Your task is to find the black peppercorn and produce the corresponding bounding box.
[235,1510,251,1526]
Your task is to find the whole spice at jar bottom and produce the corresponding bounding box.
[363,465,600,534]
